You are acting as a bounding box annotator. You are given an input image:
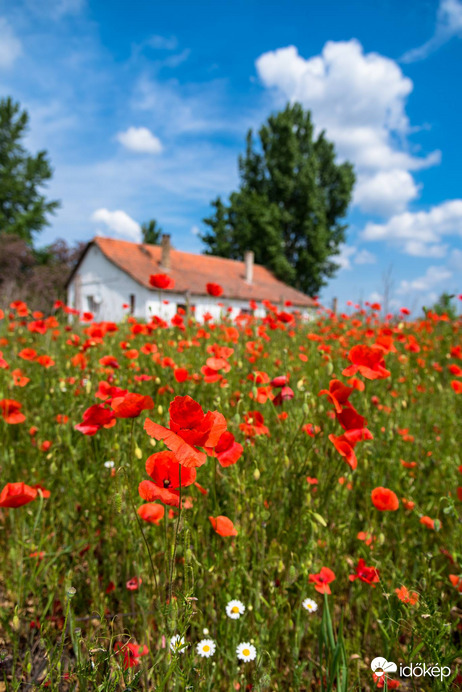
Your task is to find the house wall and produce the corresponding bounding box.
[67,245,315,323]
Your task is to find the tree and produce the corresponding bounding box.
[428,292,458,320]
[202,103,355,295]
[0,97,60,244]
[0,233,84,312]
[141,219,162,245]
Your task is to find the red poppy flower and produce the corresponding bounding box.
[309,566,336,594]
[342,345,391,380]
[206,431,243,467]
[114,641,149,670]
[209,515,238,536]
[335,405,367,432]
[139,450,196,507]
[174,367,189,383]
[239,411,270,437]
[75,404,116,435]
[149,273,175,290]
[449,574,462,592]
[273,386,294,406]
[271,375,289,387]
[144,396,227,468]
[0,399,26,424]
[371,487,399,511]
[451,380,462,394]
[126,576,142,591]
[18,348,37,361]
[206,282,224,297]
[328,434,357,470]
[395,586,419,604]
[146,451,197,489]
[420,515,438,530]
[111,392,154,418]
[349,558,380,586]
[0,482,37,508]
[137,503,165,525]
[319,379,354,413]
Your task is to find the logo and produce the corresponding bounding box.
[371,656,451,682]
[370,657,397,678]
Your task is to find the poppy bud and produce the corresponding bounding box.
[114,493,122,513]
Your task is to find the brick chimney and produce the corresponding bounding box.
[244,250,254,284]
[161,234,171,270]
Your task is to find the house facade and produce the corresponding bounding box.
[66,235,317,322]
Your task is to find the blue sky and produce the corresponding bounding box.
[1,0,461,312]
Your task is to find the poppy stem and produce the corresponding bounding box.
[120,467,159,600]
[168,466,182,603]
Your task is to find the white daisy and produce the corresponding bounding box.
[196,639,216,658]
[302,598,318,613]
[236,642,257,662]
[170,634,187,654]
[226,599,245,619]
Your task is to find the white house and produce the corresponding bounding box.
[65,235,317,322]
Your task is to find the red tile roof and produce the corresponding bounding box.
[73,237,316,308]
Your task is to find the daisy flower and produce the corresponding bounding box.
[196,639,216,658]
[236,642,257,662]
[226,599,245,619]
[170,634,187,654]
[302,598,318,613]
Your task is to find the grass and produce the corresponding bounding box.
[0,302,461,690]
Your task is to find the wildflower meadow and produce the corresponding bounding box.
[0,294,461,690]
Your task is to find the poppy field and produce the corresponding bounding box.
[0,297,461,691]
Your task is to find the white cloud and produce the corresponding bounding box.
[116,126,163,154]
[335,244,378,269]
[0,18,22,69]
[190,225,200,236]
[91,208,141,242]
[362,199,462,256]
[398,265,453,293]
[255,40,440,216]
[401,0,462,63]
[335,244,357,270]
[354,169,419,216]
[355,249,376,265]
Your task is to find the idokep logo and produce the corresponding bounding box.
[370,657,397,678]
[371,656,451,682]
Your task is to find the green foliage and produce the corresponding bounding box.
[202,103,355,295]
[0,308,460,690]
[427,292,458,320]
[141,219,162,245]
[0,97,60,244]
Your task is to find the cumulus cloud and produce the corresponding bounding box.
[91,208,141,242]
[0,18,22,69]
[401,0,462,63]
[398,265,453,293]
[335,245,376,270]
[255,40,440,216]
[362,199,462,256]
[116,126,163,154]
[354,170,419,216]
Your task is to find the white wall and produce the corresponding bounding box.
[67,245,315,323]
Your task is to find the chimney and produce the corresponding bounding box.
[244,250,254,284]
[161,234,171,270]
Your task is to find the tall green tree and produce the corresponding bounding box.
[141,219,162,245]
[202,103,355,295]
[0,97,60,244]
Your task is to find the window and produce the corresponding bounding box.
[87,295,97,313]
[130,294,136,315]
